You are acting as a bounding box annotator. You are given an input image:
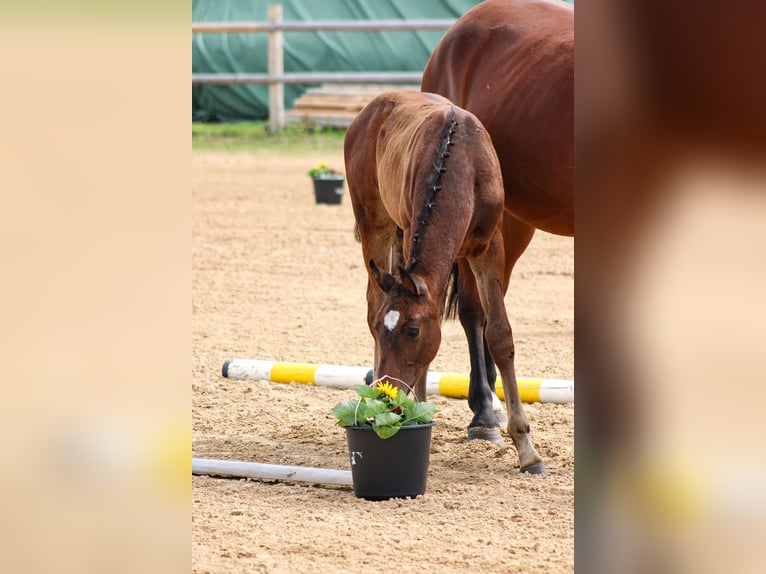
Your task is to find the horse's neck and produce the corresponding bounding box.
[404,248,456,299]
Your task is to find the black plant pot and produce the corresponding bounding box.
[312,177,344,204]
[345,423,434,500]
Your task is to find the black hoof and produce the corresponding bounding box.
[467,426,503,444]
[520,462,547,475]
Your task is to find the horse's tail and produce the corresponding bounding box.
[442,262,460,321]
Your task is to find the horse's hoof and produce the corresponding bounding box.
[520,462,547,475]
[467,426,503,444]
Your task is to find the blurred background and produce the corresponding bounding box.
[576,1,766,572]
[1,0,764,571]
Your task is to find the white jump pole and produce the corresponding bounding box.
[222,358,574,404]
[192,457,353,486]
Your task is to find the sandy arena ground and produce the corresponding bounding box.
[192,149,574,573]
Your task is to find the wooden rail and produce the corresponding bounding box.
[192,4,455,131]
[191,19,456,33]
[191,72,425,85]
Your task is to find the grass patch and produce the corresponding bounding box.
[192,121,346,154]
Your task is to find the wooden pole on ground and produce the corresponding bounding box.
[192,458,353,485]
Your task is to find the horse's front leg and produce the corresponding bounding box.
[471,236,546,474]
[482,337,507,427]
[456,259,503,444]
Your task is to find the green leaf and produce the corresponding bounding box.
[392,391,410,409]
[364,399,388,417]
[371,410,403,440]
[403,402,435,424]
[374,411,402,427]
[332,400,367,427]
[355,384,382,399]
[372,423,400,439]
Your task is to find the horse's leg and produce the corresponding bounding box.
[470,232,545,474]
[472,216,536,427]
[484,215,536,425]
[456,259,503,444]
[482,337,507,427]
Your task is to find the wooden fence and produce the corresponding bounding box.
[192,5,455,131]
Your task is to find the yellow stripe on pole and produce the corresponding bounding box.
[438,374,507,400]
[517,379,542,403]
[438,374,542,402]
[269,362,318,384]
[437,373,471,398]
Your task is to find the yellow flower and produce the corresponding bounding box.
[377,380,398,400]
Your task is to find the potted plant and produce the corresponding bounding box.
[308,161,345,204]
[332,379,436,500]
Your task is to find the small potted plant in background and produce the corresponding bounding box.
[332,379,436,500]
[308,161,345,204]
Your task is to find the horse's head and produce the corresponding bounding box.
[369,260,442,400]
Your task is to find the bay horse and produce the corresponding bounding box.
[419,0,573,461]
[344,90,545,474]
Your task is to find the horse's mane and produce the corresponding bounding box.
[406,105,461,321]
[406,105,457,271]
[352,103,462,321]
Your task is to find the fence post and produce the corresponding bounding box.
[267,4,285,132]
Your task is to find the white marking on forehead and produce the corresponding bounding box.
[384,309,400,332]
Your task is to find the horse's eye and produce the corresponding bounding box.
[405,327,420,340]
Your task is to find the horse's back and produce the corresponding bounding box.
[345,90,504,253]
[345,90,451,215]
[346,90,499,214]
[422,0,573,235]
[345,90,453,166]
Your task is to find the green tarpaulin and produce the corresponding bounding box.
[192,0,484,122]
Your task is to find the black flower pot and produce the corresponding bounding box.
[312,177,344,204]
[345,423,434,500]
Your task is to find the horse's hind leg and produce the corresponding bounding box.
[470,233,545,474]
[456,259,503,444]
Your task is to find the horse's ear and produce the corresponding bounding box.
[369,259,396,293]
[398,266,426,297]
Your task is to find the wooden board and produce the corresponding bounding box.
[286,84,420,128]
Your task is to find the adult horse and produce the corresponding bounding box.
[420,0,573,457]
[344,90,545,474]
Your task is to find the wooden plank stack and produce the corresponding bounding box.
[286,84,420,128]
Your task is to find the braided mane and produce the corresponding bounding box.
[406,105,457,272]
